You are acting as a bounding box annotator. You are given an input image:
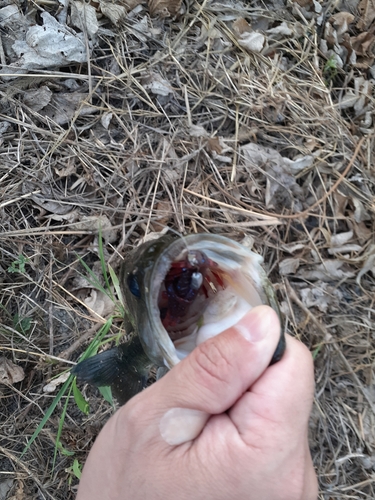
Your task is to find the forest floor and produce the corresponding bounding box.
[0,0,375,498]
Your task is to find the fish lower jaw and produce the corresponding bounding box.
[172,292,252,361]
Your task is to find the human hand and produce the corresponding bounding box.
[76,305,318,500]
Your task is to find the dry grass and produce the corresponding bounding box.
[0,1,375,498]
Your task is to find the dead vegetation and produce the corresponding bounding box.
[0,0,375,497]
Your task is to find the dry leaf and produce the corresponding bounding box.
[0,4,24,28]
[72,215,117,244]
[161,137,178,160]
[299,260,355,280]
[211,151,232,163]
[313,0,322,14]
[357,0,375,30]
[330,12,355,36]
[238,32,265,53]
[279,300,291,316]
[328,244,362,255]
[281,242,306,254]
[299,283,343,313]
[232,18,251,36]
[352,221,372,243]
[353,197,371,222]
[0,479,14,500]
[12,12,89,70]
[126,16,152,42]
[338,89,362,109]
[338,76,372,112]
[43,372,70,393]
[155,200,172,226]
[23,86,52,111]
[101,112,113,129]
[284,155,314,174]
[357,245,375,284]
[240,235,255,250]
[351,30,375,67]
[22,182,73,215]
[0,121,11,138]
[42,92,95,125]
[206,136,233,155]
[54,162,76,178]
[294,0,312,7]
[70,1,99,37]
[0,357,25,385]
[121,0,144,10]
[148,0,182,17]
[279,258,300,275]
[47,210,80,223]
[241,142,305,210]
[70,273,97,291]
[7,480,25,500]
[331,230,353,247]
[323,21,338,46]
[0,4,32,64]
[143,73,172,96]
[139,227,170,244]
[267,22,293,37]
[84,289,115,317]
[189,124,209,137]
[99,1,127,25]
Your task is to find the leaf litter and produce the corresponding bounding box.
[0,0,375,497]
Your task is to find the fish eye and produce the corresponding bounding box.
[127,273,141,298]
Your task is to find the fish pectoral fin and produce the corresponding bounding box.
[71,347,122,387]
[71,339,153,405]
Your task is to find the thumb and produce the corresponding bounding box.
[126,305,282,445]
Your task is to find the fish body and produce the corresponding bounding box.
[72,234,285,404]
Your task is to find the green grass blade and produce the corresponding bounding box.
[74,255,108,296]
[99,385,114,407]
[72,459,82,479]
[22,375,73,456]
[98,227,112,299]
[312,344,322,360]
[23,318,113,456]
[53,383,73,468]
[79,317,113,361]
[72,378,90,414]
[108,264,125,316]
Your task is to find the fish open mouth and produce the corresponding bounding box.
[72,234,284,405]
[152,237,268,361]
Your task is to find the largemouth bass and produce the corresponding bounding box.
[72,234,285,404]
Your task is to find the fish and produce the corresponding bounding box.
[71,233,286,404]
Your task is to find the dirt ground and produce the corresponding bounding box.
[0,0,375,498]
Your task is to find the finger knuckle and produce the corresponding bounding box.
[191,339,233,392]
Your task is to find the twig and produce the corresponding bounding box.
[59,322,103,360]
[183,188,281,221]
[285,280,375,417]
[190,137,365,221]
[0,446,57,500]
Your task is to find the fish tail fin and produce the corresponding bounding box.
[71,337,152,404]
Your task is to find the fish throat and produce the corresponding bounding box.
[158,250,226,341]
[152,240,266,365]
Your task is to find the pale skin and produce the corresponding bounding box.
[77,305,318,500]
